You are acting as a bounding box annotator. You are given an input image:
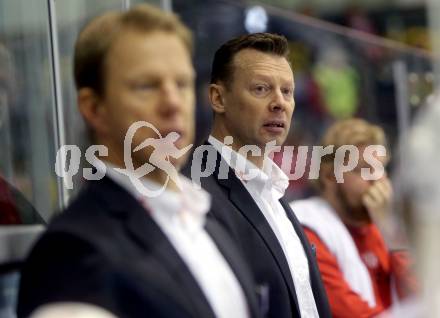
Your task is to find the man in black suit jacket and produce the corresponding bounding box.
[17,5,260,318]
[186,33,332,318]
[18,175,260,318]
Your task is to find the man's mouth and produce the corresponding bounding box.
[263,122,285,128]
[263,120,286,133]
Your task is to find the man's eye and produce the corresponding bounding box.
[282,88,293,97]
[132,82,156,91]
[134,84,150,90]
[176,79,192,90]
[253,85,269,95]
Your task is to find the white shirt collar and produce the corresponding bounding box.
[208,135,289,199]
[98,160,211,225]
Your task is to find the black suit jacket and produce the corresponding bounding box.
[184,143,331,318]
[17,176,261,318]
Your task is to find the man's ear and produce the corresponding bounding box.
[77,88,109,136]
[209,83,226,114]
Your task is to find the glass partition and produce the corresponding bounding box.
[130,0,163,8]
[0,0,56,316]
[0,0,56,224]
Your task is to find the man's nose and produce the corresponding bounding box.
[160,81,182,115]
[269,89,287,112]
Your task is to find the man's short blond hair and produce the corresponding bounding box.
[321,118,386,151]
[317,118,387,188]
[74,4,193,96]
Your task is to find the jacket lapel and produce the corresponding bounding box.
[206,146,301,315]
[280,199,332,318]
[205,218,261,318]
[280,199,315,264]
[90,177,216,318]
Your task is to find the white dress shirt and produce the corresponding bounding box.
[209,135,319,318]
[99,161,249,318]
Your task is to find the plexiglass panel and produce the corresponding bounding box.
[130,0,163,8]
[0,0,57,224]
[1,0,55,315]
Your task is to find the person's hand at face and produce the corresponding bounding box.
[362,176,393,224]
[361,176,408,249]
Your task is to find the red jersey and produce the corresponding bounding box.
[304,223,417,318]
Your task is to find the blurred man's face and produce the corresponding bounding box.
[94,30,195,170]
[215,49,294,150]
[336,145,388,225]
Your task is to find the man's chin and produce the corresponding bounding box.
[169,156,186,171]
[257,137,285,151]
[350,206,372,225]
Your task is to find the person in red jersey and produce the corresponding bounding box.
[291,118,418,318]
